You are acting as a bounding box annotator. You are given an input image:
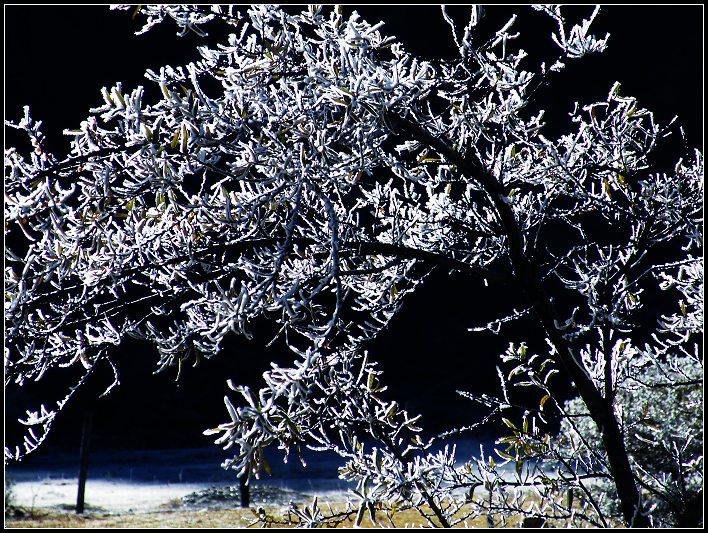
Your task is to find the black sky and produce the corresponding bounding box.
[4,6,704,456]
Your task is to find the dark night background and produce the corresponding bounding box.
[4,5,703,463]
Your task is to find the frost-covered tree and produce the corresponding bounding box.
[5,5,702,527]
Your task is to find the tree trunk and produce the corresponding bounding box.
[76,406,94,514]
[389,112,648,527]
[513,256,649,528]
[239,474,250,508]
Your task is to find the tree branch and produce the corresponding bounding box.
[385,109,649,527]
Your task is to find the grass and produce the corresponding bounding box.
[5,502,501,528]
[6,506,262,528]
[5,483,592,528]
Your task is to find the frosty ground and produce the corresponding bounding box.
[6,477,354,528]
[6,439,498,527]
[5,446,351,512]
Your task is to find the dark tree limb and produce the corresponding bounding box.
[386,110,649,527]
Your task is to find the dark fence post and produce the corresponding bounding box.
[76,406,95,514]
[239,474,250,508]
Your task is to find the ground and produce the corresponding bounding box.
[5,479,495,528]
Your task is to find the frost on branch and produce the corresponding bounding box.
[5,5,702,528]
